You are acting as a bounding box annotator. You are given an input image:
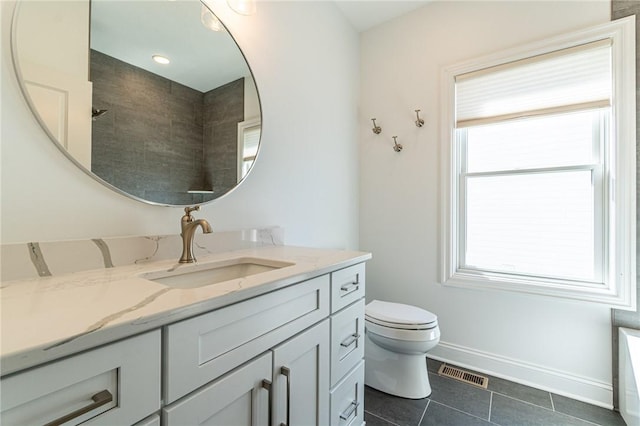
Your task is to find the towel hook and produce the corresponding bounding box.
[371,118,382,134]
[415,109,424,127]
[392,136,403,152]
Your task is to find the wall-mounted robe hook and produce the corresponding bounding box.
[392,136,403,152]
[415,109,424,127]
[371,118,382,134]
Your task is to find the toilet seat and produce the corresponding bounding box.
[365,300,438,330]
[366,320,440,342]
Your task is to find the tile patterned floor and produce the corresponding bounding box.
[364,358,627,426]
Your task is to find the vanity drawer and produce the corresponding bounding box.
[331,263,365,313]
[0,331,160,426]
[331,299,365,386]
[330,361,365,426]
[165,274,330,403]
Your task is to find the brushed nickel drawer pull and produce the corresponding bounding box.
[262,379,273,426]
[339,400,360,421]
[280,366,291,426]
[340,333,360,348]
[44,389,113,426]
[340,275,360,293]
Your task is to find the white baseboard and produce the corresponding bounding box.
[429,341,613,409]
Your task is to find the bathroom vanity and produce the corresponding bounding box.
[4,0,371,422]
[0,245,370,426]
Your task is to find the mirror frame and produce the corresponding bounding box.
[10,0,262,207]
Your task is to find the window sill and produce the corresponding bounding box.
[443,269,636,310]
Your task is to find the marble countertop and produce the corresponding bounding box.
[0,245,371,376]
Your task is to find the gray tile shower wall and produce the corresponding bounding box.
[90,50,245,204]
[611,0,640,411]
[203,79,245,196]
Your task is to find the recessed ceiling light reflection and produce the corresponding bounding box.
[227,0,256,15]
[201,5,223,31]
[152,55,170,65]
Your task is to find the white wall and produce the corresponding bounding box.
[0,1,360,250]
[359,0,615,407]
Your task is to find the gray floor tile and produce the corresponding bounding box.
[370,360,624,426]
[491,394,595,426]
[365,386,429,426]
[428,372,492,420]
[365,411,401,426]
[432,361,553,410]
[420,401,495,426]
[486,376,553,410]
[551,393,626,426]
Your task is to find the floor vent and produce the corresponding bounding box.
[437,364,489,389]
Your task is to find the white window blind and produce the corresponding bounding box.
[243,126,260,161]
[455,39,612,127]
[240,124,260,179]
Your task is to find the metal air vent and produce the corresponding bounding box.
[437,364,489,389]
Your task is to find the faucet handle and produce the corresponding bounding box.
[183,206,200,221]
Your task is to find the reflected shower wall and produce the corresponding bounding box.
[203,79,244,197]
[90,50,243,205]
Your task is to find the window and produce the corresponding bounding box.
[237,118,261,181]
[441,18,636,308]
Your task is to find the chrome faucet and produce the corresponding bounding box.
[179,206,213,263]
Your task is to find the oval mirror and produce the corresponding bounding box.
[11,0,261,206]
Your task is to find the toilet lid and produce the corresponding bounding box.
[365,300,437,326]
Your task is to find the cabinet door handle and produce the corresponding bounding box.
[262,379,273,426]
[279,366,291,426]
[43,389,113,426]
[340,333,361,348]
[340,275,360,293]
[339,400,360,421]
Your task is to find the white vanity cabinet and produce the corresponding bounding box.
[162,273,331,426]
[163,320,330,426]
[0,331,161,426]
[162,263,366,426]
[0,258,368,426]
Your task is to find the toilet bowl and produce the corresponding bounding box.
[364,300,440,399]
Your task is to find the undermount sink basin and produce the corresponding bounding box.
[141,257,295,289]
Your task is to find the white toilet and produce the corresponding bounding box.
[364,300,440,399]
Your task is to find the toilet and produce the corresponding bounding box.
[364,300,440,399]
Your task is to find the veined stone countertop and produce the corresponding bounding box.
[0,245,371,376]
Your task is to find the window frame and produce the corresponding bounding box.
[237,117,261,182]
[440,17,636,309]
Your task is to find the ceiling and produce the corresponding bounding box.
[334,1,432,32]
[91,0,251,92]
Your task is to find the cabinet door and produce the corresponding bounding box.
[273,319,330,426]
[163,352,272,426]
